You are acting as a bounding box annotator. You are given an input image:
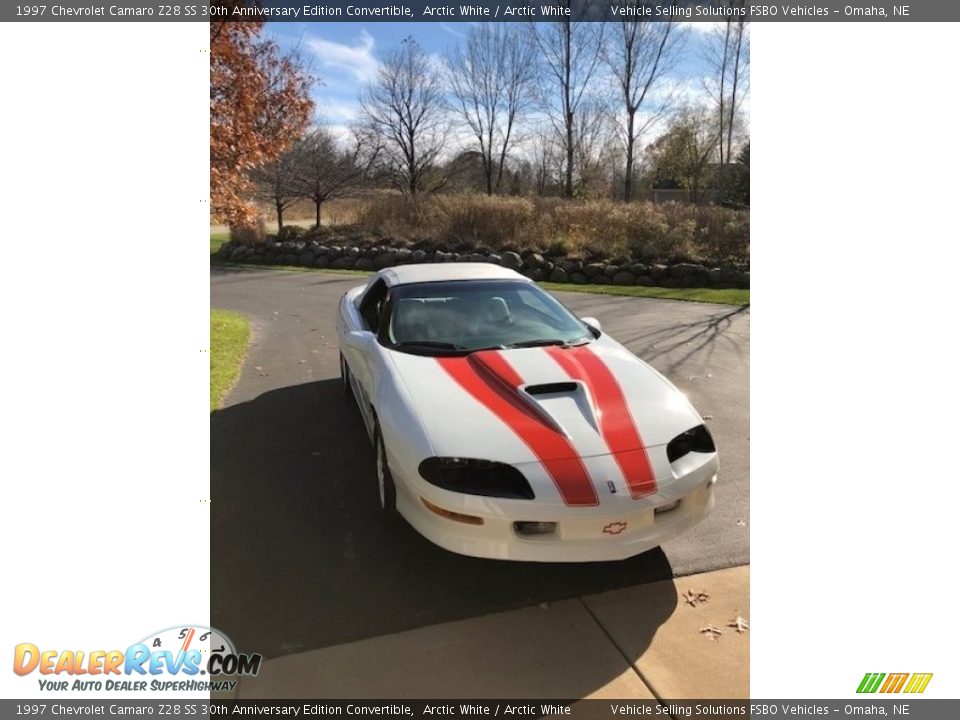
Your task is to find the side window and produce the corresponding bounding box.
[358,279,388,333]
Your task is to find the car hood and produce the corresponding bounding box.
[387,338,703,466]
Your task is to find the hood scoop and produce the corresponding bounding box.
[524,382,579,396]
[466,351,590,437]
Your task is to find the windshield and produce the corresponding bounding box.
[383,280,593,355]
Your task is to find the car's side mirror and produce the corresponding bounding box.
[580,316,602,332]
[343,330,374,351]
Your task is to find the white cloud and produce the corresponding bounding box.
[682,21,728,34]
[306,30,379,84]
[314,98,359,123]
[439,23,466,39]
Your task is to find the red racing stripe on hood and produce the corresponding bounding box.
[545,345,657,499]
[437,352,599,507]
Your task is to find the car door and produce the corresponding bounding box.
[342,279,389,434]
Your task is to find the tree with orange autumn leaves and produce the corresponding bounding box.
[210,17,313,230]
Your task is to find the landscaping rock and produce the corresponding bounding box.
[583,262,605,278]
[300,251,315,267]
[635,275,655,286]
[524,252,546,269]
[355,257,375,271]
[524,268,547,281]
[332,256,356,269]
[670,263,709,287]
[570,272,589,285]
[628,263,648,276]
[612,271,636,286]
[394,248,413,263]
[649,263,670,280]
[314,255,330,268]
[374,253,395,269]
[562,259,583,273]
[591,274,612,285]
[500,251,523,270]
[487,253,501,265]
[603,264,620,277]
[708,267,742,288]
[548,268,569,283]
[411,249,427,263]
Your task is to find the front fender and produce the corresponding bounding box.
[373,351,435,488]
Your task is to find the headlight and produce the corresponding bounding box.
[666,424,716,463]
[418,457,535,500]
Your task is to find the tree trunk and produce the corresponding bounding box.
[726,23,743,167]
[275,199,284,230]
[624,111,636,202]
[315,198,322,227]
[565,112,574,199]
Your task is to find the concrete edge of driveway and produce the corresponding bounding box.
[220,565,748,701]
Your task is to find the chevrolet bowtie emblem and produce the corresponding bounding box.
[603,521,627,535]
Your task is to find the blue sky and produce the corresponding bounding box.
[268,22,736,140]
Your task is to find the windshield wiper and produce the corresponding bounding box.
[504,338,589,349]
[393,341,464,350]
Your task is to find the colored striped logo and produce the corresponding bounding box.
[857,673,933,694]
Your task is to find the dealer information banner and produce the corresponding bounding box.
[3,700,960,718]
[5,1,960,23]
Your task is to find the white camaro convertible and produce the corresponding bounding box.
[336,263,718,562]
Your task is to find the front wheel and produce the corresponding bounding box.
[374,422,398,518]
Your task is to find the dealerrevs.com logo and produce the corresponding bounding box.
[857,673,933,694]
[13,625,261,693]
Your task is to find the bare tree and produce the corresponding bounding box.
[445,24,536,195]
[604,20,683,201]
[704,17,750,165]
[647,106,718,204]
[292,128,379,226]
[524,130,564,196]
[573,99,618,198]
[531,5,606,198]
[360,37,447,195]
[249,148,301,230]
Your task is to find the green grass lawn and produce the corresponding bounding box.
[541,282,749,305]
[210,309,250,411]
[211,232,230,254]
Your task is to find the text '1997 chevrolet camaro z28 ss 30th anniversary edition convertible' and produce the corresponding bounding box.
[336,263,718,562]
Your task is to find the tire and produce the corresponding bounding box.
[373,422,398,518]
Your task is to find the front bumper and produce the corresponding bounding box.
[394,469,716,563]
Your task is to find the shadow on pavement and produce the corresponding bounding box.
[212,378,676,660]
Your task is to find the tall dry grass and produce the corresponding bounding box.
[352,194,748,265]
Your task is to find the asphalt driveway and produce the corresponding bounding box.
[210,267,749,659]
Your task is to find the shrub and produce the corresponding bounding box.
[229,219,265,246]
[276,224,306,241]
[352,194,748,265]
